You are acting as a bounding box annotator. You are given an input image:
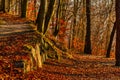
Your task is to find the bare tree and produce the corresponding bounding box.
[84,0,92,54]
[0,0,5,12]
[106,22,116,58]
[115,0,120,66]
[53,0,60,36]
[36,0,56,34]
[21,0,27,18]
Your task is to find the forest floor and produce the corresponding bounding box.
[0,13,120,80]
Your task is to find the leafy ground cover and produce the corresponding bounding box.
[0,12,32,24]
[0,33,120,80]
[1,48,120,80]
[23,54,120,80]
[0,13,120,80]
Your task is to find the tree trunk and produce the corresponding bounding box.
[5,0,10,12]
[53,0,60,36]
[106,22,116,58]
[44,0,56,34]
[36,0,47,32]
[72,0,78,41]
[84,0,92,54]
[36,0,56,64]
[115,0,120,66]
[21,0,27,18]
[1,0,5,12]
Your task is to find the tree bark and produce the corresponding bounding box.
[53,0,60,36]
[73,0,78,41]
[5,0,10,12]
[44,0,56,34]
[21,0,27,18]
[36,0,46,32]
[106,22,116,58]
[36,0,56,34]
[115,0,120,66]
[84,0,92,54]
[36,0,56,64]
[1,0,5,12]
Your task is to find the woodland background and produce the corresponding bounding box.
[0,0,120,79]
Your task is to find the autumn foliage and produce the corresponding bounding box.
[73,38,84,51]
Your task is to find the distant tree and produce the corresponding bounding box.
[21,0,27,18]
[5,0,10,12]
[72,0,78,44]
[115,0,120,66]
[0,0,5,12]
[84,0,92,54]
[106,22,116,58]
[53,0,60,36]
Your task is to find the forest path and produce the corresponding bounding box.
[24,54,120,80]
[0,13,36,37]
[0,24,36,37]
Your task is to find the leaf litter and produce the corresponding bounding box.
[0,13,120,80]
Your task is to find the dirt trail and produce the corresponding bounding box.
[0,24,35,37]
[23,54,120,80]
[0,13,35,37]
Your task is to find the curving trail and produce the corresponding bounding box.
[0,24,35,37]
[24,54,120,80]
[0,13,35,37]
